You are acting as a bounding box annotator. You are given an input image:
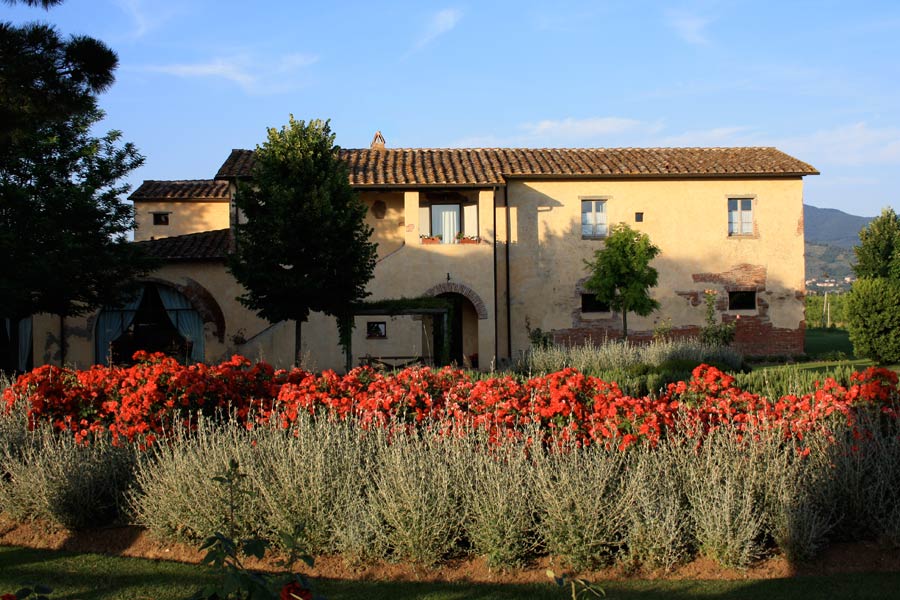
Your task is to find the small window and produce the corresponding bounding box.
[152,212,170,226]
[581,199,607,239]
[581,294,611,313]
[728,198,753,236]
[728,290,756,311]
[635,212,644,222]
[366,321,387,339]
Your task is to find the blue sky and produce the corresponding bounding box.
[8,0,900,217]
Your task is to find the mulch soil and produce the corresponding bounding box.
[2,514,899,584]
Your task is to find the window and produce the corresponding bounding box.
[366,321,387,339]
[635,212,644,222]
[418,193,478,243]
[581,199,607,238]
[152,212,170,226]
[728,198,753,236]
[728,290,756,311]
[581,293,610,313]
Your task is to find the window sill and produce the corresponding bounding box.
[582,236,607,241]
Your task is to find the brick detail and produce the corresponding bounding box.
[692,264,767,290]
[550,319,804,357]
[423,282,489,320]
[725,315,805,356]
[144,277,226,342]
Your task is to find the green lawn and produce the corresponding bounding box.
[3,546,900,600]
[805,327,855,358]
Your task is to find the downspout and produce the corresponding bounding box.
[492,185,499,364]
[505,184,512,359]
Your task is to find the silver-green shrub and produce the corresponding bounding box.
[461,434,538,569]
[526,338,742,377]
[827,409,900,546]
[682,428,766,568]
[754,428,836,562]
[733,364,856,398]
[532,443,631,569]
[367,427,467,566]
[129,419,266,542]
[623,442,693,571]
[245,415,373,555]
[0,427,137,529]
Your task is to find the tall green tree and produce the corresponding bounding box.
[583,223,660,339]
[847,208,900,363]
[228,117,378,366]
[0,8,149,365]
[853,207,900,279]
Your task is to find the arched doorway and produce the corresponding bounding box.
[95,284,205,366]
[434,292,479,368]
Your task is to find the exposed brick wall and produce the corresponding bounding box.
[726,315,805,356]
[692,263,767,290]
[550,319,804,357]
[423,282,489,319]
[550,265,804,357]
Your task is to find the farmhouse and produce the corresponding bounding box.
[29,135,818,371]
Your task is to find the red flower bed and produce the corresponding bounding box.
[3,352,898,449]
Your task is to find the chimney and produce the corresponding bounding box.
[370,130,386,150]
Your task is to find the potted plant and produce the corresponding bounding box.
[420,234,442,244]
[456,232,480,244]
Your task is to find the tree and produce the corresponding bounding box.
[847,208,900,363]
[853,207,900,279]
[583,223,660,339]
[3,0,65,7]
[846,278,900,364]
[0,9,150,365]
[228,117,378,366]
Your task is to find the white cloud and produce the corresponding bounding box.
[654,126,756,147]
[665,10,714,45]
[523,117,663,140]
[141,53,319,94]
[413,8,463,51]
[452,116,663,147]
[114,0,175,40]
[776,122,900,167]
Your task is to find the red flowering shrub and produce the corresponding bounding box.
[3,353,898,450]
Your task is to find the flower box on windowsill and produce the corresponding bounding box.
[420,236,442,244]
[458,237,480,245]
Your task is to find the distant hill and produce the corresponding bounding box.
[803,205,872,283]
[804,205,873,248]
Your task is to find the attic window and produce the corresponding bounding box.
[152,212,170,226]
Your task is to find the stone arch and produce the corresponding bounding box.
[143,276,226,342]
[423,282,488,320]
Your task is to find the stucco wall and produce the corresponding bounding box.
[505,178,806,357]
[32,177,806,371]
[133,201,230,241]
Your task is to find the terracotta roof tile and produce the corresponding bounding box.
[130,179,231,201]
[215,146,818,185]
[134,228,233,261]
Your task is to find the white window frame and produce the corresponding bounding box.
[581,197,608,239]
[419,198,478,243]
[727,197,754,237]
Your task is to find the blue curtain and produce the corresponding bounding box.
[157,286,205,363]
[17,317,32,372]
[95,288,145,366]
